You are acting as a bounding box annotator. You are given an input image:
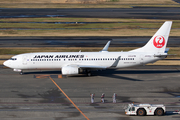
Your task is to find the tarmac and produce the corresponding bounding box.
[1,65,180,120]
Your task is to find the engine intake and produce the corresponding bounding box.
[62,66,79,75]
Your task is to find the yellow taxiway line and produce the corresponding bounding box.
[49,77,89,120]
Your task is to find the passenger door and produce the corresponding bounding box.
[22,55,28,65]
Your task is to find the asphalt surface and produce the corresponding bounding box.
[0,7,180,19]
[1,65,180,120]
[0,36,180,47]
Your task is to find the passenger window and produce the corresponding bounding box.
[132,107,135,111]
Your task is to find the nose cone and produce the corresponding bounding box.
[3,60,10,68]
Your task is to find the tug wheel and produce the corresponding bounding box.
[137,108,146,116]
[155,108,164,116]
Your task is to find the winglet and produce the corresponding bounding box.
[110,56,121,68]
[100,41,111,52]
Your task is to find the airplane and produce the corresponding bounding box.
[3,21,172,76]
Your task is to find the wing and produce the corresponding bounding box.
[64,56,121,69]
[70,64,107,70]
[61,56,121,75]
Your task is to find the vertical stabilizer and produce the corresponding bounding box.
[130,21,172,53]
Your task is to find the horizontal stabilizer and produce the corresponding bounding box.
[165,48,169,53]
[154,54,175,57]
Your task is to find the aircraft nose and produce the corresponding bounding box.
[3,60,10,67]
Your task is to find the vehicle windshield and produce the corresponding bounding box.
[125,105,131,111]
[9,58,17,61]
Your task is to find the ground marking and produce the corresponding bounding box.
[49,76,89,120]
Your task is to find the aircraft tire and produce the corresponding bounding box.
[87,72,91,77]
[19,71,23,75]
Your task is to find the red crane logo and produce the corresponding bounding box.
[153,35,165,48]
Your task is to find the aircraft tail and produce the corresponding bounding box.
[130,21,172,53]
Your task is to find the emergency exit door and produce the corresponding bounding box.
[22,55,28,65]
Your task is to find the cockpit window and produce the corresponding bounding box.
[10,58,17,60]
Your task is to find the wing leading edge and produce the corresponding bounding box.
[64,56,121,69]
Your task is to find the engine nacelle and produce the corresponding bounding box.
[13,69,22,72]
[61,66,79,75]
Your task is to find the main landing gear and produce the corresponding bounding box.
[86,70,92,77]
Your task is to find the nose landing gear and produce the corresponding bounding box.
[19,71,23,75]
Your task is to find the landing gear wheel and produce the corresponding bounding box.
[85,70,91,77]
[87,72,91,77]
[19,71,23,75]
[155,108,164,116]
[137,108,146,116]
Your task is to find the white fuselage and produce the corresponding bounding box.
[4,51,163,71]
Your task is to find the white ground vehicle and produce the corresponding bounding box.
[125,103,166,116]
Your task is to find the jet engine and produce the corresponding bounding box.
[61,66,79,75]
